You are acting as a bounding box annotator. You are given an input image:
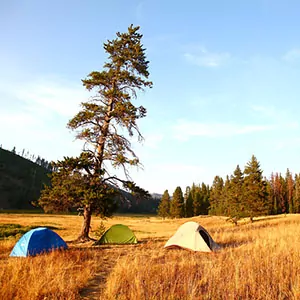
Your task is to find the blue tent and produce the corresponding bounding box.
[10,227,68,257]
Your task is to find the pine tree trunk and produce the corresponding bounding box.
[77,204,92,242]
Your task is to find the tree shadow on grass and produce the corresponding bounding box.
[0,224,64,239]
[217,239,251,250]
[138,237,167,244]
[251,215,288,223]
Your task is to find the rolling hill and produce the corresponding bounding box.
[0,148,160,213]
[0,148,50,209]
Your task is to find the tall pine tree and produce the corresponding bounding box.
[157,190,170,218]
[170,186,185,218]
[294,174,300,213]
[226,165,244,223]
[39,25,152,241]
[243,155,269,222]
[184,186,194,217]
[209,176,224,215]
[285,169,294,213]
[200,182,210,214]
[193,189,202,216]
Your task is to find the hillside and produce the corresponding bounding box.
[0,148,160,213]
[0,148,50,209]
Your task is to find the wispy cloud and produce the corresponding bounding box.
[0,78,88,160]
[13,80,88,117]
[282,48,300,62]
[173,119,274,140]
[184,46,230,68]
[250,104,280,120]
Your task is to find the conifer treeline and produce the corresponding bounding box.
[158,155,300,221]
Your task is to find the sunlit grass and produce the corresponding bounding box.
[103,215,300,300]
[1,213,300,299]
[0,248,101,299]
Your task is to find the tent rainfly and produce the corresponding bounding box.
[10,227,68,257]
[164,221,220,252]
[95,224,137,245]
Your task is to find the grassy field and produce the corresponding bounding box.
[1,213,300,299]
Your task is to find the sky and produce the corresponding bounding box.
[1,0,300,194]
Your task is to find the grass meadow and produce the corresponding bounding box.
[1,213,300,299]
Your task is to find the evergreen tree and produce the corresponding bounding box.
[39,25,152,241]
[209,176,224,215]
[285,169,294,213]
[243,155,268,222]
[157,190,170,218]
[185,186,194,217]
[39,156,118,216]
[266,177,274,214]
[278,174,287,213]
[200,183,210,214]
[268,172,277,214]
[170,186,185,218]
[223,175,231,215]
[189,183,199,216]
[271,173,285,214]
[193,189,203,216]
[227,165,244,223]
[294,174,300,213]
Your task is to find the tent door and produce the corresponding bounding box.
[199,230,211,249]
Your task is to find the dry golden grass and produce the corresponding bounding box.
[0,248,100,299]
[0,213,105,299]
[1,213,300,299]
[102,215,300,300]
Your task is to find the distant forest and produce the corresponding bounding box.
[158,155,300,222]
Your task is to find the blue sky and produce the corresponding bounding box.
[1,0,300,194]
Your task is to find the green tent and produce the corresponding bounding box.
[95,224,138,245]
